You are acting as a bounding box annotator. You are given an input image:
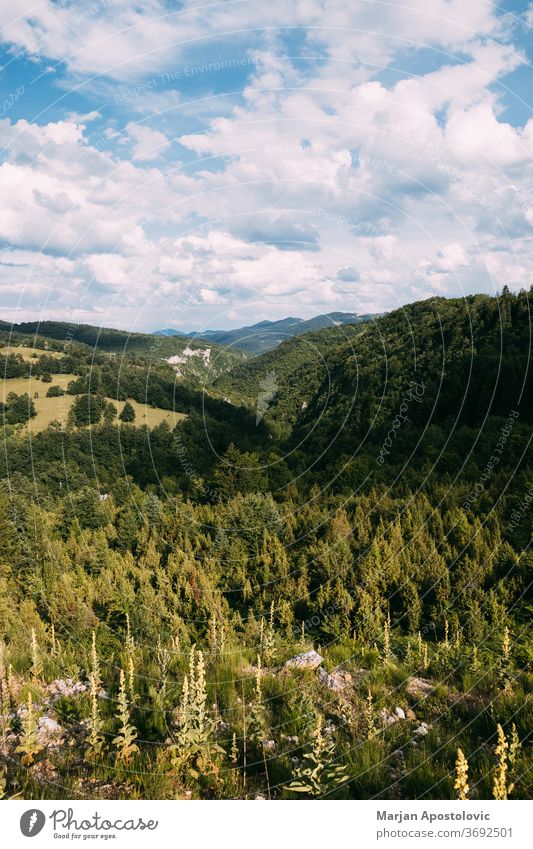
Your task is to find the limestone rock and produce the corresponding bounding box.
[406,677,434,698]
[379,708,398,725]
[47,678,87,700]
[317,666,352,691]
[37,716,64,747]
[284,650,323,670]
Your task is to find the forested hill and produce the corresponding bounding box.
[0,289,531,801]
[212,322,367,436]
[286,290,532,481]
[2,319,248,382]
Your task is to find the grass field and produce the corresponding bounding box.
[0,345,63,361]
[1,375,186,433]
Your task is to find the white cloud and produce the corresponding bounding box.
[0,2,532,328]
[125,123,171,161]
[0,0,508,81]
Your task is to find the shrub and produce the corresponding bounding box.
[46,385,65,397]
[68,393,106,426]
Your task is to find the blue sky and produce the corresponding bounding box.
[0,0,532,331]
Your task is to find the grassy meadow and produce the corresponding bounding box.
[1,373,186,432]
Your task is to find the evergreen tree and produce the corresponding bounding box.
[119,401,136,423]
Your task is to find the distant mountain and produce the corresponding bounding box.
[154,311,377,354]
[153,328,188,337]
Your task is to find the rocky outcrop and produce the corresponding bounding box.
[406,677,434,698]
[284,650,323,670]
[317,666,352,691]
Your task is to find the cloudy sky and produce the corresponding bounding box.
[0,1,532,332]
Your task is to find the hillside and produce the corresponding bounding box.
[0,333,263,489]
[2,320,248,382]
[0,290,531,803]
[212,322,368,436]
[286,291,532,485]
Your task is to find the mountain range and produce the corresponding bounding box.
[154,311,377,354]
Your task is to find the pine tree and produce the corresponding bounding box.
[119,401,136,423]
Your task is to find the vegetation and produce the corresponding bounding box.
[0,290,531,800]
[119,401,136,423]
[1,392,37,425]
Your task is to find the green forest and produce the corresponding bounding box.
[0,289,531,800]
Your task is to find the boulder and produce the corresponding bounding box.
[317,666,352,691]
[379,708,398,725]
[406,677,434,698]
[284,650,323,670]
[413,722,430,737]
[37,716,64,747]
[394,706,406,720]
[47,678,87,700]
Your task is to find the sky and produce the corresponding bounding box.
[0,0,532,333]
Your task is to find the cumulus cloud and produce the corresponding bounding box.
[125,123,171,161]
[0,2,531,327]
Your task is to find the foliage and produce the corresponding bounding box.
[0,291,531,801]
[288,715,347,797]
[119,401,136,423]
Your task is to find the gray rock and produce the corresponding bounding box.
[48,678,87,699]
[394,706,406,720]
[379,708,398,725]
[37,716,64,746]
[414,722,430,737]
[284,650,323,670]
[406,677,434,698]
[317,666,352,691]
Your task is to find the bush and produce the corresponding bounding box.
[41,373,53,383]
[68,393,106,427]
[3,392,37,424]
[46,385,65,397]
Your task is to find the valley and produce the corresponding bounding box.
[0,291,530,803]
